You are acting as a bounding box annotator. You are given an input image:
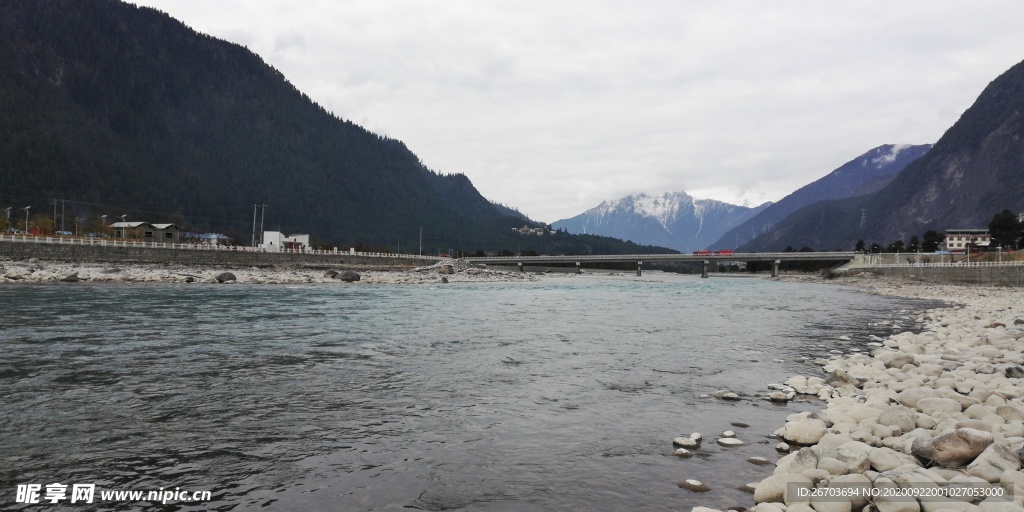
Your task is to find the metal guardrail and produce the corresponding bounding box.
[0,234,436,260]
[862,261,1024,268]
[853,252,1024,266]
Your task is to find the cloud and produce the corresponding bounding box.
[132,1,1024,222]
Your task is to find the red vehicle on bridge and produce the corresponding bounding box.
[693,250,712,256]
[714,250,734,256]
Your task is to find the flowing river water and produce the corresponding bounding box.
[0,274,939,511]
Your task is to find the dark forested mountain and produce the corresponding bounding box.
[0,0,671,255]
[552,192,770,253]
[741,59,1024,251]
[711,144,931,250]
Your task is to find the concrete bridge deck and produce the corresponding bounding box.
[468,252,859,277]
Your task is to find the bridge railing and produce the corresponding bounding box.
[862,261,1024,268]
[468,251,857,263]
[0,234,437,260]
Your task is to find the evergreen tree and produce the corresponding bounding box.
[989,210,1023,249]
[922,231,944,252]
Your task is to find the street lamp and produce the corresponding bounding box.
[3,207,10,231]
[119,214,127,239]
[22,206,30,234]
[75,217,82,237]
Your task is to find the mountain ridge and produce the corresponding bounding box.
[711,143,931,250]
[740,59,1024,251]
[0,0,676,256]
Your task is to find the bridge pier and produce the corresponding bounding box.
[517,262,523,272]
[637,261,642,276]
[701,260,709,278]
[576,262,581,274]
[772,260,780,278]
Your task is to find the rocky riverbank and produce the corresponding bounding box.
[693,277,1024,512]
[0,258,539,285]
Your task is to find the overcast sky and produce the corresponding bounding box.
[132,1,1024,223]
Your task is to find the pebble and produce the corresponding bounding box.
[673,437,699,448]
[673,433,702,448]
[739,482,758,494]
[710,390,742,401]
[677,479,710,492]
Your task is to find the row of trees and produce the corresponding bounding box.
[850,210,1023,254]
[854,230,945,254]
[0,212,104,236]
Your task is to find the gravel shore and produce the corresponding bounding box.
[693,276,1024,512]
[0,258,539,285]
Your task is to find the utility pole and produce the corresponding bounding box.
[251,204,258,247]
[251,203,269,247]
[258,204,267,245]
[51,199,58,233]
[419,226,422,256]
[61,200,65,232]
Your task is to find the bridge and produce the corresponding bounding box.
[467,251,859,278]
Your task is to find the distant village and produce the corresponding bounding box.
[513,225,559,236]
[101,222,312,253]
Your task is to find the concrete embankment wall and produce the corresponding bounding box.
[839,265,1024,287]
[0,241,434,269]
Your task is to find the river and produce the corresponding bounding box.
[0,273,937,511]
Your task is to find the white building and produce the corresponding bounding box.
[943,228,990,253]
[260,231,310,252]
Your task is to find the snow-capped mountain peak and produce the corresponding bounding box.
[552,191,770,252]
[629,192,693,231]
[869,144,913,168]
